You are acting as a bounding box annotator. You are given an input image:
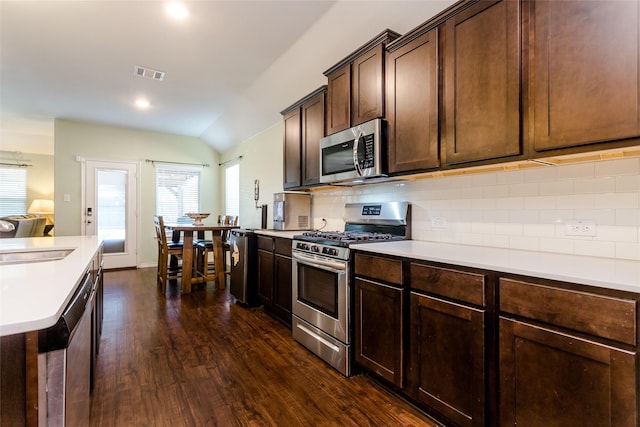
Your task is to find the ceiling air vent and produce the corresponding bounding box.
[134,65,165,81]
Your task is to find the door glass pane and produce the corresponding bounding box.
[97,169,126,254]
[297,264,339,318]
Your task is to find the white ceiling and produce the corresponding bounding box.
[0,0,456,155]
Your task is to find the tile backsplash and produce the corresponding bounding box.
[311,157,640,261]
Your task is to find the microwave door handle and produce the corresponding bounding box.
[352,128,364,176]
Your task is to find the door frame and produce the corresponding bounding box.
[82,159,140,269]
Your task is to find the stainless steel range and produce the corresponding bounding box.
[291,201,410,376]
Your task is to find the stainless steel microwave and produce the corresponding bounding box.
[319,118,386,185]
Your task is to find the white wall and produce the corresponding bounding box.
[219,122,284,229]
[221,129,640,261]
[25,152,54,204]
[54,119,221,267]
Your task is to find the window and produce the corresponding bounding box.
[155,165,200,223]
[0,167,27,216]
[225,163,239,217]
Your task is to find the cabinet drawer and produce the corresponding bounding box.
[500,278,637,346]
[354,253,402,285]
[257,236,273,251]
[274,237,292,257]
[410,263,486,307]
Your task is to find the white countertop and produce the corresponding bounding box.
[350,240,640,294]
[253,229,305,239]
[0,236,102,336]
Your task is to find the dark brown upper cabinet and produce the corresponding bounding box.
[281,86,326,189]
[386,28,440,174]
[529,0,640,153]
[325,63,351,135]
[351,44,386,127]
[443,0,522,166]
[324,30,400,135]
[282,107,301,189]
[301,90,325,187]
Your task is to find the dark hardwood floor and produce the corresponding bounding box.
[90,268,439,427]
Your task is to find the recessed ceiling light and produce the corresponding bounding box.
[165,2,188,20]
[135,99,150,110]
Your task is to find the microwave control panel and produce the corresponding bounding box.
[359,134,375,168]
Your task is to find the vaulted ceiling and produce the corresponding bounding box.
[0,0,456,155]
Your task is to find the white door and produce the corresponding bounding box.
[84,160,138,269]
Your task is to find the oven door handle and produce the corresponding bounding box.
[292,252,346,273]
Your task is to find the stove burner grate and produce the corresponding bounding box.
[301,230,402,242]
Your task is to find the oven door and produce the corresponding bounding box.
[291,250,349,344]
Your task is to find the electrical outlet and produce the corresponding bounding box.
[564,219,597,236]
[431,216,448,229]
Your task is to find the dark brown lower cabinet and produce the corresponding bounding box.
[353,250,640,427]
[272,253,292,323]
[256,246,274,307]
[354,277,404,387]
[409,293,486,427]
[499,317,637,427]
[256,235,292,325]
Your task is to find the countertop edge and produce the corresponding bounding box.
[252,229,306,239]
[350,240,640,294]
[0,236,103,337]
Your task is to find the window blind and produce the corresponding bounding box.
[155,165,200,223]
[0,167,27,216]
[225,163,240,217]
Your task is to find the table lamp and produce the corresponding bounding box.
[28,199,54,235]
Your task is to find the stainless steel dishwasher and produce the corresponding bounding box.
[38,269,94,426]
[229,229,257,306]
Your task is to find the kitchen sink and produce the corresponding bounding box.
[0,248,75,265]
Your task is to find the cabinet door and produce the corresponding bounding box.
[409,293,486,427]
[386,29,440,174]
[443,0,521,165]
[355,278,404,387]
[301,91,325,187]
[326,63,351,135]
[272,254,292,324]
[352,44,384,126]
[283,108,301,189]
[531,0,640,152]
[499,317,637,427]
[256,249,274,306]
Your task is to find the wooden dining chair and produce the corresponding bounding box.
[154,215,184,293]
[195,215,237,282]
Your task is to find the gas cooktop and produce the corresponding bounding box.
[296,230,405,246]
[293,201,411,250]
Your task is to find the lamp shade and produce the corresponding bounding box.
[28,199,54,214]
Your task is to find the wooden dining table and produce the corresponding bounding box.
[164,222,239,294]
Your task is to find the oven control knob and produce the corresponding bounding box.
[322,247,337,256]
[311,245,319,253]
